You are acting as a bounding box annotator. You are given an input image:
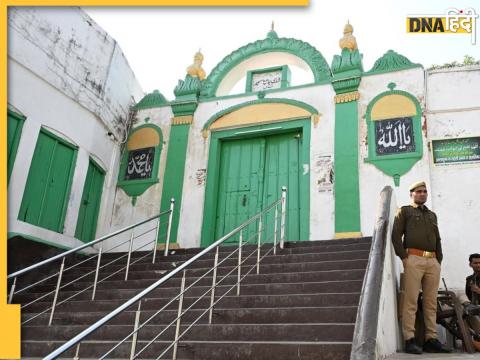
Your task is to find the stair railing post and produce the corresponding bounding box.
[125,227,135,281]
[49,257,65,326]
[91,246,103,300]
[152,217,161,264]
[273,205,279,255]
[172,270,186,360]
[73,343,81,360]
[164,198,175,257]
[208,246,219,324]
[129,301,142,360]
[280,186,287,249]
[237,231,243,296]
[256,215,262,275]
[8,277,16,304]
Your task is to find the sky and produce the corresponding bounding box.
[84,0,480,98]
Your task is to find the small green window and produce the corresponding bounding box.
[7,109,26,183]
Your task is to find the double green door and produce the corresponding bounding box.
[18,130,77,233]
[215,131,301,244]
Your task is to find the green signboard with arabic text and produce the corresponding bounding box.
[432,136,480,165]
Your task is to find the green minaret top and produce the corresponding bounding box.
[133,90,168,110]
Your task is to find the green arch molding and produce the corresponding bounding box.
[202,98,319,132]
[117,123,164,201]
[364,89,424,186]
[200,35,332,98]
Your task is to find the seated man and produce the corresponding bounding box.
[460,253,480,334]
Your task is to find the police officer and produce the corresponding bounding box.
[392,181,451,354]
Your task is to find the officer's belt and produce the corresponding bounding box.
[408,248,436,258]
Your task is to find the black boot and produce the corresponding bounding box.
[423,338,452,353]
[405,338,422,354]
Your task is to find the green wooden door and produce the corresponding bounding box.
[215,138,266,244]
[18,129,77,233]
[75,159,105,242]
[214,131,301,244]
[7,110,25,183]
[262,132,301,242]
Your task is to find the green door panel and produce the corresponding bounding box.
[18,130,77,233]
[7,111,25,182]
[75,160,105,242]
[215,138,265,244]
[215,131,301,245]
[262,132,301,243]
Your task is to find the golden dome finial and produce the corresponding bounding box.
[339,20,358,51]
[187,49,206,80]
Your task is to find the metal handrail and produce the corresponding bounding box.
[44,187,287,360]
[8,199,176,326]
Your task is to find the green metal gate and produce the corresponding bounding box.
[75,159,105,242]
[214,131,301,244]
[18,129,77,233]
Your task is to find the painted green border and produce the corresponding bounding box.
[18,127,78,233]
[364,89,424,182]
[200,36,331,98]
[7,109,25,184]
[117,123,163,198]
[200,118,311,247]
[8,232,91,256]
[245,65,291,92]
[202,98,318,132]
[75,157,106,243]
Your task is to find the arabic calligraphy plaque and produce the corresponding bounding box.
[375,117,415,156]
[252,70,282,92]
[124,147,155,180]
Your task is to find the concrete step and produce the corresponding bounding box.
[22,292,361,313]
[22,340,352,359]
[29,268,367,293]
[23,323,355,342]
[23,306,359,326]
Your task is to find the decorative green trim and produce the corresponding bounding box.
[364,50,423,77]
[331,49,363,94]
[364,89,424,186]
[245,65,291,92]
[202,98,318,132]
[334,100,361,234]
[117,124,163,198]
[201,118,311,247]
[7,109,26,184]
[200,34,331,98]
[171,101,198,117]
[159,123,191,244]
[133,90,169,110]
[174,75,202,99]
[8,232,91,255]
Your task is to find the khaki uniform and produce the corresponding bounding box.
[392,203,443,341]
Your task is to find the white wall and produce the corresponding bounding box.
[426,66,480,290]
[8,7,143,251]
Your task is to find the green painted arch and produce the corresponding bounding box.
[202,98,319,132]
[200,35,332,98]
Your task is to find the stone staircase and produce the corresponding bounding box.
[18,237,372,359]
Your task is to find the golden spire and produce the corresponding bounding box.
[339,20,358,51]
[187,49,206,80]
